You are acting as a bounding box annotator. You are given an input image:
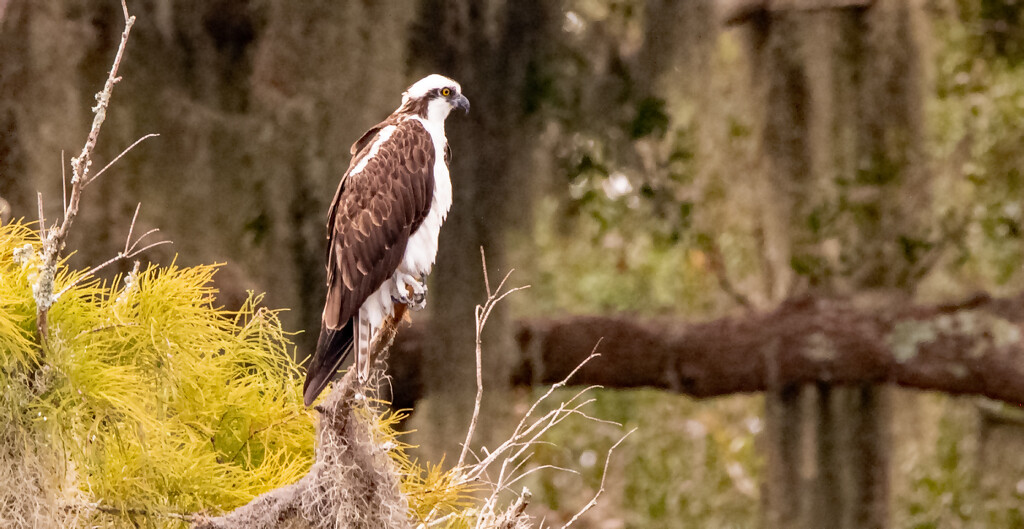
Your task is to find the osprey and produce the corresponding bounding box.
[303,74,469,406]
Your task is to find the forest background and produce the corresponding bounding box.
[3,0,1024,527]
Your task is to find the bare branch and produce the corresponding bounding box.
[481,246,491,296]
[127,229,162,253]
[459,253,528,468]
[124,203,141,254]
[503,463,577,491]
[126,239,171,257]
[459,296,486,468]
[61,151,67,214]
[62,4,134,230]
[33,1,136,341]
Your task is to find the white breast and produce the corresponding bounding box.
[399,115,452,278]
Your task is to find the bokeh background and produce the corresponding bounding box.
[3,0,1024,527]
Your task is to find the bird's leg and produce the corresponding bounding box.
[391,271,427,311]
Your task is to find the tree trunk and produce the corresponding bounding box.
[740,2,928,527]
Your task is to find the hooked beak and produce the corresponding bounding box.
[453,94,470,114]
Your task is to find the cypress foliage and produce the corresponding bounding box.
[1,219,314,526]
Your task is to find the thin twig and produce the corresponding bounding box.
[61,150,67,213]
[124,203,141,253]
[503,463,577,491]
[458,299,485,468]
[558,428,635,529]
[422,512,456,527]
[84,133,160,187]
[37,192,46,240]
[127,228,160,251]
[481,246,491,296]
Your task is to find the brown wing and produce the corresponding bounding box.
[323,118,436,330]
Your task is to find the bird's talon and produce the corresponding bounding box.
[409,283,427,311]
[392,273,428,310]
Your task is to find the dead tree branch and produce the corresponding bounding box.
[33,0,143,342]
[458,248,529,468]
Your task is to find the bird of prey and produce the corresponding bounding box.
[303,74,470,406]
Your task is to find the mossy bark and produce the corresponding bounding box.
[741,2,928,527]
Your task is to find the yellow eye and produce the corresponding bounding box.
[441,87,452,97]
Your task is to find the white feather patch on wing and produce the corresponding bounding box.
[350,125,397,177]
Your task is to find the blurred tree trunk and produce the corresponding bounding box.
[247,0,414,355]
[404,0,557,459]
[742,2,928,528]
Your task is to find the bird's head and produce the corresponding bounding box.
[401,74,470,123]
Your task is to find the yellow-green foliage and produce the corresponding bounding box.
[1,220,315,526]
